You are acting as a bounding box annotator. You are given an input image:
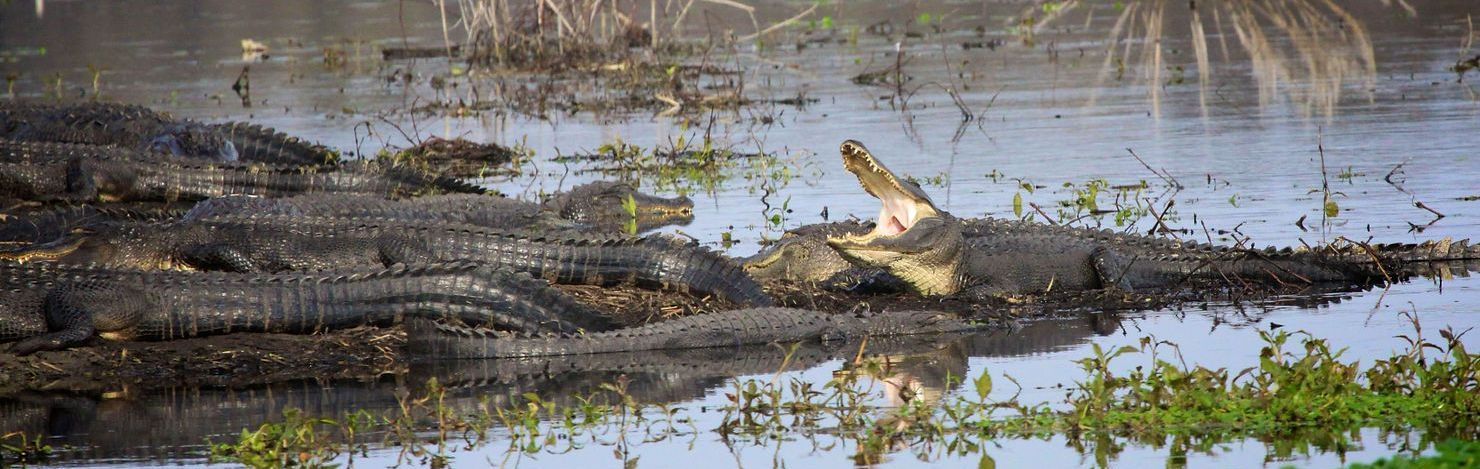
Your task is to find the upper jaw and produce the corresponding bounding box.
[829,139,947,253]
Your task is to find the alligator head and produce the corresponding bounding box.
[744,221,869,284]
[147,123,240,162]
[543,181,695,234]
[0,227,189,271]
[826,140,967,296]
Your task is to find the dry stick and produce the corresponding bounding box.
[1317,130,1333,240]
[1125,148,1182,189]
[1384,160,1411,195]
[1028,202,1058,225]
[1146,198,1176,236]
[1416,201,1446,220]
[737,3,816,42]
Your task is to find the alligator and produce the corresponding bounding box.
[1,102,338,164]
[812,140,1480,298]
[182,181,694,234]
[0,139,483,202]
[406,307,985,358]
[1,102,240,161]
[0,214,774,306]
[542,181,696,233]
[0,204,187,246]
[0,260,615,355]
[205,121,339,165]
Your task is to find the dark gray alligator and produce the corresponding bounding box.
[1,102,338,164]
[205,121,339,165]
[0,260,614,355]
[798,140,1480,298]
[406,307,984,358]
[0,139,483,202]
[182,181,694,234]
[1,102,240,161]
[1,215,774,306]
[0,204,186,246]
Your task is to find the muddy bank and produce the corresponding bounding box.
[0,327,404,397]
[0,278,1379,398]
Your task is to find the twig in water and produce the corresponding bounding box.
[1384,160,1412,195]
[737,3,816,42]
[1145,199,1175,236]
[1125,148,1182,189]
[1028,202,1058,225]
[1416,201,1446,220]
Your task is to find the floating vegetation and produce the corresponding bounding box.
[550,132,817,200]
[406,1,816,120]
[1013,178,1167,229]
[207,319,1478,467]
[377,136,530,179]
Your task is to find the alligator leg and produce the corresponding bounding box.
[11,283,148,355]
[1090,247,1144,291]
[179,243,259,272]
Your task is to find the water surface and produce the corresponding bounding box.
[2,1,1478,467]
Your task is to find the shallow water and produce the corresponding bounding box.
[3,0,1479,467]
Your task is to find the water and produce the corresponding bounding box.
[2,1,1479,467]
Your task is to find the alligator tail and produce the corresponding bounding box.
[639,235,775,307]
[369,162,488,196]
[1359,238,1480,263]
[158,262,615,338]
[331,262,615,334]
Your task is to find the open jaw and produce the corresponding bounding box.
[829,140,942,249]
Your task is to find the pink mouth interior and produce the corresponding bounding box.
[874,190,917,237]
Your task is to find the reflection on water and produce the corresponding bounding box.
[1,315,1106,464]
[1088,0,1380,119]
[1,0,1478,467]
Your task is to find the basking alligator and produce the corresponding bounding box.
[0,204,187,246]
[0,139,482,202]
[0,261,614,355]
[407,307,984,358]
[2,215,773,306]
[1,102,336,164]
[766,140,1480,298]
[184,181,694,234]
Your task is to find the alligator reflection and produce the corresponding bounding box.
[0,314,1114,464]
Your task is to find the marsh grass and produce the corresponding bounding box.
[1077,0,1381,119]
[427,1,825,119]
[209,318,1477,467]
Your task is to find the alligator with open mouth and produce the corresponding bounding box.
[406,307,986,358]
[0,214,774,307]
[0,260,615,355]
[751,140,1480,299]
[1,102,335,164]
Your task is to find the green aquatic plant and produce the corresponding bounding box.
[1345,439,1480,468]
[208,408,365,468]
[1,432,52,467]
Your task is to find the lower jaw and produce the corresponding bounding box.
[897,263,964,296]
